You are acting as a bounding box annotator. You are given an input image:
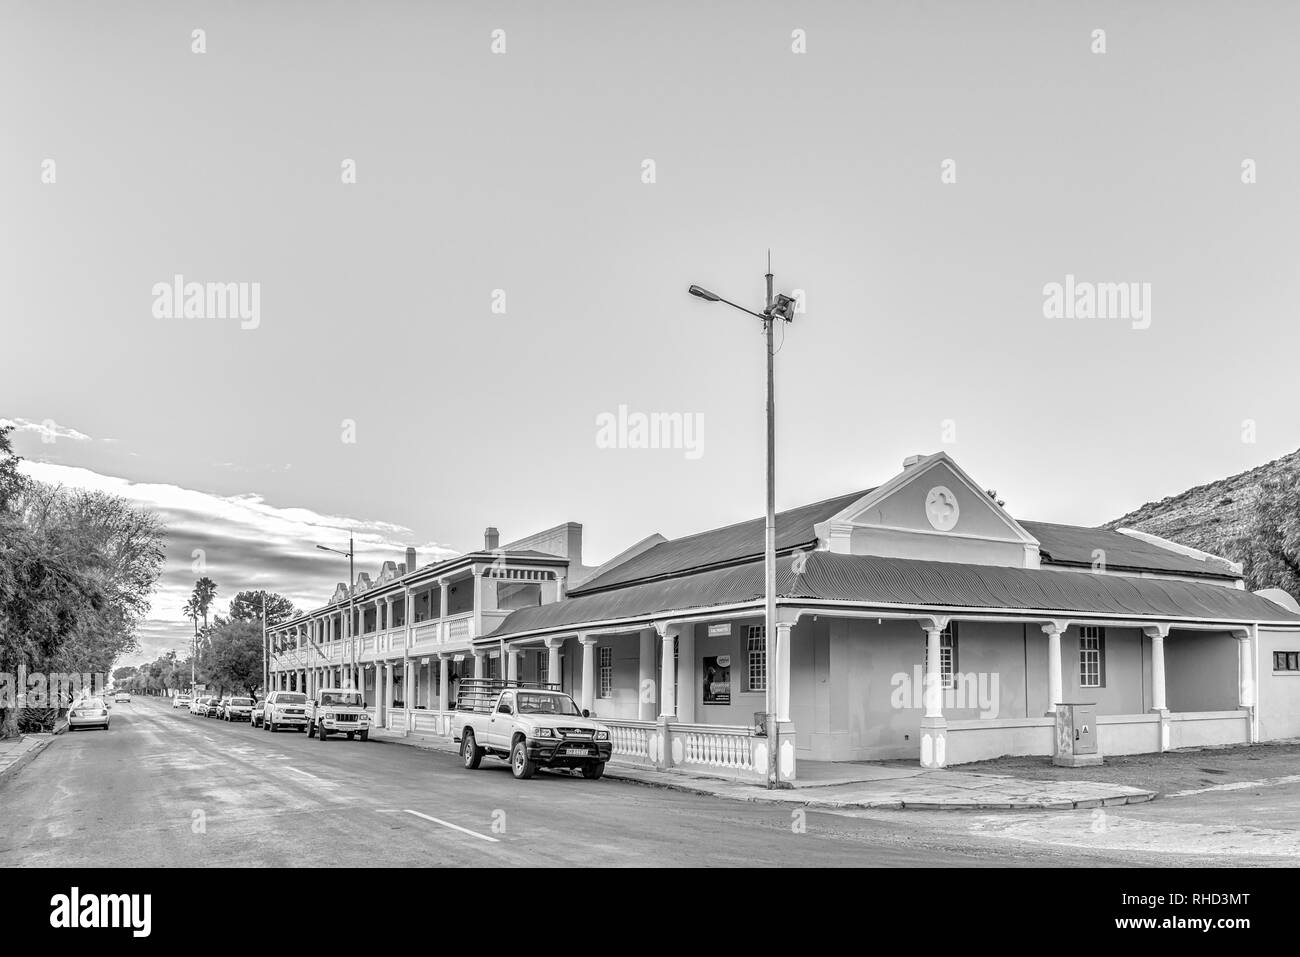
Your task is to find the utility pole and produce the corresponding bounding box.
[261,592,267,697]
[763,252,778,789]
[687,257,796,789]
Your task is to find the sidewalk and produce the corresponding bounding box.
[368,727,1155,810]
[0,734,57,783]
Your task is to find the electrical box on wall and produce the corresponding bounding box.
[1053,702,1102,767]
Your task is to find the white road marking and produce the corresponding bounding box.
[1166,773,1300,798]
[402,809,499,843]
[286,766,327,782]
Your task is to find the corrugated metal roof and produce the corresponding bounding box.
[571,491,1240,600]
[486,552,1298,640]
[1021,521,1238,579]
[569,489,872,594]
[787,552,1288,621]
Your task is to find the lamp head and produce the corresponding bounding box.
[767,293,797,322]
[688,284,721,302]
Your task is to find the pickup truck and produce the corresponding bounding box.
[306,687,372,742]
[454,679,612,780]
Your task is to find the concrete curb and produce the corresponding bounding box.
[371,729,1157,811]
[0,735,56,784]
[600,766,1157,811]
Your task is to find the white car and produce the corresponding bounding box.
[114,692,131,704]
[68,696,110,730]
[173,694,191,710]
[189,696,207,716]
[262,691,310,732]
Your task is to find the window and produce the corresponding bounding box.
[1274,651,1300,672]
[598,647,613,698]
[923,623,959,690]
[537,650,549,685]
[496,581,542,611]
[1080,625,1106,688]
[747,625,766,693]
[486,655,499,680]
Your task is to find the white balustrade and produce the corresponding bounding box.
[676,724,755,772]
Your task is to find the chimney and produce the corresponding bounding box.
[902,454,924,470]
[405,546,417,572]
[484,527,500,551]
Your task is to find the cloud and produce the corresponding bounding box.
[17,460,459,667]
[1,417,92,444]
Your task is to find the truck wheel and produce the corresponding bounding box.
[511,740,536,780]
[360,730,369,742]
[267,720,276,733]
[582,762,606,780]
[308,722,316,738]
[462,730,483,769]
[347,732,355,740]
[317,723,328,742]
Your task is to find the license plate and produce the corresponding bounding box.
[565,747,589,755]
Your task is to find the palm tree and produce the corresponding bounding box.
[184,596,201,691]
[192,578,218,629]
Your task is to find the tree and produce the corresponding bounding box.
[192,578,218,629]
[1240,473,1300,595]
[228,590,298,627]
[203,618,264,696]
[112,665,138,682]
[0,440,165,735]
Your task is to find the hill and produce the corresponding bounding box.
[1106,448,1300,593]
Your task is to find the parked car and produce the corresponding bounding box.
[173,694,191,710]
[263,691,309,732]
[68,696,111,731]
[114,692,131,704]
[305,688,371,741]
[189,696,207,716]
[221,696,253,721]
[454,679,611,780]
[204,696,222,718]
[250,699,265,727]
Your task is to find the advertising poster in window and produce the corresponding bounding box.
[702,655,731,705]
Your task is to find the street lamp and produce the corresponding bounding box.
[688,257,796,789]
[317,535,356,693]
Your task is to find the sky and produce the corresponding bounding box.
[3,2,1299,666]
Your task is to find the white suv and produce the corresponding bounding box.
[263,691,310,732]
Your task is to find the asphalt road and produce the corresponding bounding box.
[2,697,1283,867]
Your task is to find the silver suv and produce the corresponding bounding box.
[262,691,310,732]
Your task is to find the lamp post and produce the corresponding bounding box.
[688,259,797,789]
[317,534,356,693]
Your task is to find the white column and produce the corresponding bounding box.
[438,656,450,713]
[677,625,695,724]
[439,580,450,618]
[1146,626,1168,712]
[1237,630,1255,708]
[546,637,561,690]
[638,628,656,720]
[1043,622,1064,714]
[473,653,484,679]
[924,626,943,719]
[506,645,519,681]
[580,635,596,712]
[775,620,793,723]
[659,626,676,719]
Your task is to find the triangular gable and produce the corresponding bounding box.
[814,452,1041,568]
